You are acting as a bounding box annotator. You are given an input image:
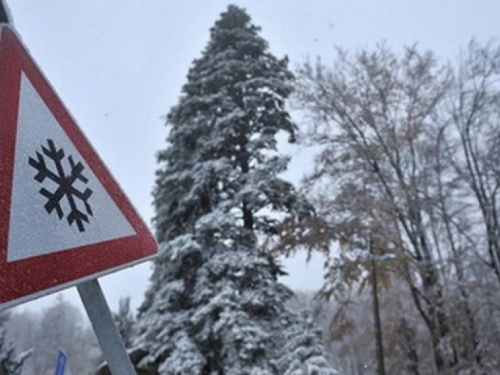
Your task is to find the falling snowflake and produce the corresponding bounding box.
[28,139,93,232]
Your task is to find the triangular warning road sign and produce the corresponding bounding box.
[0,25,158,309]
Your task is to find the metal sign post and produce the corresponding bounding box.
[77,279,136,375]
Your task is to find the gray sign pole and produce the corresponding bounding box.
[77,279,136,375]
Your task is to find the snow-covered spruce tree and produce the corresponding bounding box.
[136,5,336,375]
[0,311,29,375]
[113,297,136,349]
[276,311,335,375]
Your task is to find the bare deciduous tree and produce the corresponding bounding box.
[289,43,496,373]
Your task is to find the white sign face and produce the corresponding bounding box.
[7,73,136,262]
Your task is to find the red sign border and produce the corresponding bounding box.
[0,26,157,308]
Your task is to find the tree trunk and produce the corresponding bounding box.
[370,238,386,375]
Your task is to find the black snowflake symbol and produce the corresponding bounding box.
[28,139,93,232]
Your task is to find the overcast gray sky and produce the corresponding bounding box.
[5,0,499,313]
